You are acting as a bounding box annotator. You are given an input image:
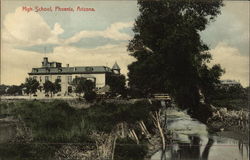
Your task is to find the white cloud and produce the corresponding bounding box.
[64,22,133,44]
[3,7,62,46]
[210,42,249,87]
[3,7,133,47]
[52,23,64,35]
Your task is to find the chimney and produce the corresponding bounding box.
[42,57,48,67]
[66,64,69,67]
[44,57,48,63]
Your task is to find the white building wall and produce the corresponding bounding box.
[30,73,106,96]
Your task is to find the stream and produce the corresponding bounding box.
[151,107,249,160]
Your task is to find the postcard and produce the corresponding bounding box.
[0,0,249,160]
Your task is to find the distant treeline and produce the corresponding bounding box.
[0,84,24,96]
[210,85,249,110]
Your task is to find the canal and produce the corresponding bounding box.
[151,107,249,160]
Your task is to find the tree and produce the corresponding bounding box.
[106,74,126,97]
[128,0,224,122]
[0,85,7,95]
[54,79,61,95]
[43,80,55,97]
[72,77,96,101]
[72,77,86,96]
[6,85,23,95]
[24,78,40,97]
[43,79,61,97]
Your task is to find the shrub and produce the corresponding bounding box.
[84,91,96,102]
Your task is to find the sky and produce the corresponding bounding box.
[1,1,249,87]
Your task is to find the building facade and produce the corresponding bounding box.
[28,57,120,96]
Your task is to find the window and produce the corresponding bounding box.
[40,76,42,82]
[68,76,72,84]
[45,76,49,81]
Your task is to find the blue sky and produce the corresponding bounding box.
[1,1,249,86]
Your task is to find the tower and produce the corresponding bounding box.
[112,62,120,74]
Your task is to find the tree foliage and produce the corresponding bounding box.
[128,0,224,122]
[0,85,23,95]
[43,80,55,96]
[72,77,96,101]
[54,79,61,94]
[43,79,61,97]
[106,74,126,96]
[24,78,40,96]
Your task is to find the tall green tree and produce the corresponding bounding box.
[72,77,96,101]
[24,78,40,97]
[43,79,61,97]
[107,74,126,96]
[54,79,61,94]
[128,0,224,122]
[43,80,55,97]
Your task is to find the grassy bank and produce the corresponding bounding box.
[0,100,160,159]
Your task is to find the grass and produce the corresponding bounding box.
[0,99,156,159]
[0,143,60,160]
[114,138,148,160]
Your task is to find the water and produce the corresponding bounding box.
[151,107,249,160]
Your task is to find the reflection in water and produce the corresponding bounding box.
[151,108,249,160]
[201,138,214,160]
[169,136,214,160]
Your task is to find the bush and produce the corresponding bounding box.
[84,91,96,102]
[84,100,156,132]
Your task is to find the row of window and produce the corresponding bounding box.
[33,76,72,83]
[33,67,94,73]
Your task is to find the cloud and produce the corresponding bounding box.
[210,42,249,87]
[3,7,133,50]
[64,22,133,44]
[3,7,63,47]
[52,23,64,35]
[201,1,249,56]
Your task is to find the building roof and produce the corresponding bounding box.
[29,66,113,75]
[112,62,120,70]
